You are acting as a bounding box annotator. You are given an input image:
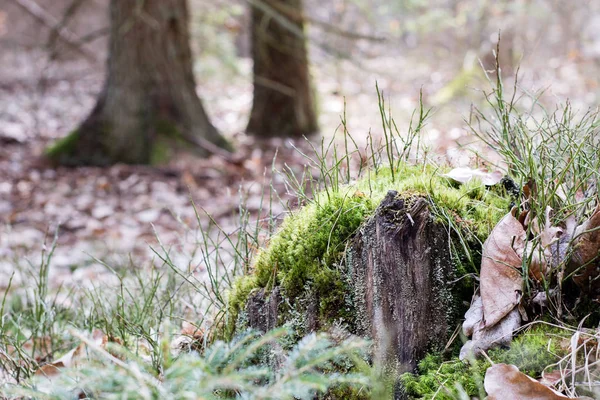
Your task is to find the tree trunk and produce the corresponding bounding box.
[246,0,318,138]
[348,191,458,374]
[47,0,230,166]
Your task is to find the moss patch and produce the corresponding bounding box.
[255,192,373,299]
[227,163,511,336]
[45,129,80,160]
[400,324,569,399]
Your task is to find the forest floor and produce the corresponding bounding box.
[1,39,599,296]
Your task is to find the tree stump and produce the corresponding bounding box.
[246,287,281,333]
[348,190,457,373]
[243,190,461,385]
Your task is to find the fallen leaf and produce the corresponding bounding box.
[136,208,161,223]
[551,215,578,271]
[485,363,579,399]
[528,207,563,280]
[442,167,503,186]
[91,204,115,220]
[35,361,65,377]
[571,205,600,290]
[540,369,565,388]
[35,330,106,377]
[180,321,201,336]
[480,208,526,328]
[462,293,483,337]
[172,322,206,353]
[460,304,520,360]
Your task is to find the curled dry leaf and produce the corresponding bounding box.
[35,329,106,378]
[460,296,520,360]
[171,321,206,354]
[553,215,578,269]
[485,363,582,399]
[528,207,564,280]
[442,167,504,186]
[480,208,526,328]
[462,293,483,338]
[571,205,600,290]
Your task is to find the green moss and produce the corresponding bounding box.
[227,163,511,336]
[255,192,373,297]
[45,129,80,160]
[400,353,489,399]
[400,324,569,399]
[150,136,174,165]
[323,385,371,399]
[226,275,258,337]
[489,325,566,377]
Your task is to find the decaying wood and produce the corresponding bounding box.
[348,190,457,373]
[246,287,281,333]
[244,190,459,381]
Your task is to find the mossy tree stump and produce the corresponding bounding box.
[348,191,457,374]
[243,190,461,377]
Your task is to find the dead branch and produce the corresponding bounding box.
[13,0,99,63]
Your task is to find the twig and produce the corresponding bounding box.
[12,0,98,63]
[47,0,87,60]
[180,134,243,164]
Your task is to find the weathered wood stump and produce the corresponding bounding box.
[244,190,460,383]
[246,288,281,333]
[348,190,457,373]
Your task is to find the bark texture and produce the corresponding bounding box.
[246,0,318,138]
[244,190,459,379]
[246,287,281,333]
[49,0,228,166]
[348,191,457,373]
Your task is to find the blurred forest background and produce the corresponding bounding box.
[1,0,600,291]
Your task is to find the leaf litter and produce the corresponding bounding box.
[457,173,600,397]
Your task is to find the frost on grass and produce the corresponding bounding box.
[5,328,373,399]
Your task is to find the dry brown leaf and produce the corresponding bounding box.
[540,369,566,388]
[35,361,65,377]
[485,363,579,399]
[462,293,483,337]
[460,302,520,360]
[480,208,526,328]
[35,329,106,377]
[442,167,503,186]
[571,205,600,290]
[172,321,206,353]
[529,207,564,280]
[181,321,205,339]
[524,180,536,201]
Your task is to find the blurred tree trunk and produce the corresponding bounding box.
[246,0,318,138]
[47,0,230,166]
